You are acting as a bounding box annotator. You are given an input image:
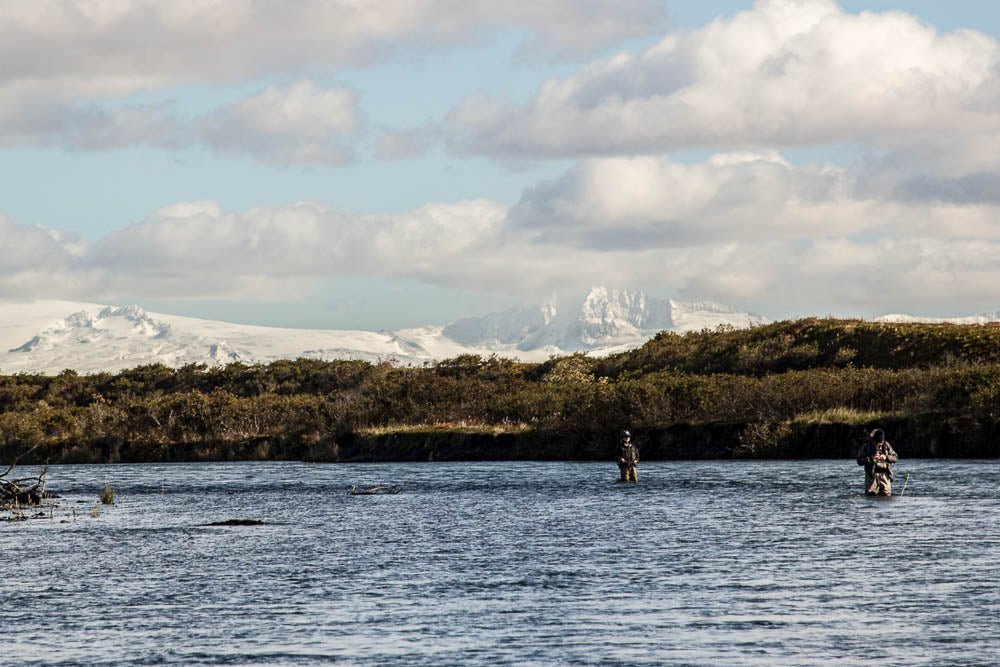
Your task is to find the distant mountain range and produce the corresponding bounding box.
[8,288,996,375]
[0,288,770,375]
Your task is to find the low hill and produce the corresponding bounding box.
[598,317,1000,378]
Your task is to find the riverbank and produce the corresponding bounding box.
[7,414,999,465]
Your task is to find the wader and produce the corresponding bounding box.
[618,442,639,482]
[857,441,898,496]
[865,463,892,496]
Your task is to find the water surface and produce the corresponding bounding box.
[2,460,998,665]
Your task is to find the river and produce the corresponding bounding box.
[2,460,998,665]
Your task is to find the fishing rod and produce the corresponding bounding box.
[898,472,911,497]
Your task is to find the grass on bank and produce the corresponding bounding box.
[791,407,891,425]
[359,408,894,438]
[358,420,533,436]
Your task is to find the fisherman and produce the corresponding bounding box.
[616,430,639,482]
[856,428,898,496]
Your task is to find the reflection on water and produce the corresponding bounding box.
[2,460,999,665]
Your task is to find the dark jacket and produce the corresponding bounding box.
[617,442,639,466]
[856,441,898,478]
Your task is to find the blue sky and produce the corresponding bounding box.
[3,0,1000,329]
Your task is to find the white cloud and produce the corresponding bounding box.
[759,237,1000,313]
[7,134,1000,315]
[510,153,872,247]
[448,0,1000,158]
[201,80,362,164]
[67,103,179,150]
[0,79,364,162]
[0,214,98,299]
[0,214,77,273]
[6,0,1000,321]
[0,0,663,85]
[61,199,509,299]
[0,0,662,140]
[0,1,663,159]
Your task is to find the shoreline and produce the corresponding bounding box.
[6,415,999,465]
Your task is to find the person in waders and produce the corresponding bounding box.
[856,428,898,496]
[616,430,639,482]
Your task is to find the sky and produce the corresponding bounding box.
[3,0,1000,330]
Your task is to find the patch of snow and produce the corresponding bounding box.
[876,312,1000,325]
[669,299,770,333]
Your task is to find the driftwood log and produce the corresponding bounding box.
[1,442,49,507]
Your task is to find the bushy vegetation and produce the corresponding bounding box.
[100,474,115,505]
[3,318,1000,461]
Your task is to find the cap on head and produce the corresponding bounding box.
[622,430,631,440]
[870,428,885,442]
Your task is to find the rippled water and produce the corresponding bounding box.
[3,460,999,665]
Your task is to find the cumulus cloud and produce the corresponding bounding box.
[6,143,1000,315]
[0,79,365,162]
[55,199,508,299]
[501,152,1000,313]
[0,0,663,159]
[7,0,1000,320]
[0,0,662,139]
[66,103,179,150]
[0,214,98,299]
[0,85,176,148]
[200,80,362,164]
[0,214,80,273]
[448,0,1000,158]
[745,237,1000,313]
[509,152,876,248]
[0,0,663,85]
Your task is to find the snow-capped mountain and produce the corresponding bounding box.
[8,305,252,372]
[0,303,450,374]
[0,288,769,375]
[444,287,765,352]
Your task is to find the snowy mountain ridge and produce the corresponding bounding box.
[13,305,171,354]
[0,288,768,375]
[442,287,759,352]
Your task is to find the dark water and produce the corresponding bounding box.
[3,460,999,665]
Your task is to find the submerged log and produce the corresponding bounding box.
[350,479,409,495]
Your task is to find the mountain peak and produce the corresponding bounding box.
[5,304,237,373]
[100,304,149,321]
[443,287,761,351]
[580,287,664,330]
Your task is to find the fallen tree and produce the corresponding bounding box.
[1,443,48,507]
